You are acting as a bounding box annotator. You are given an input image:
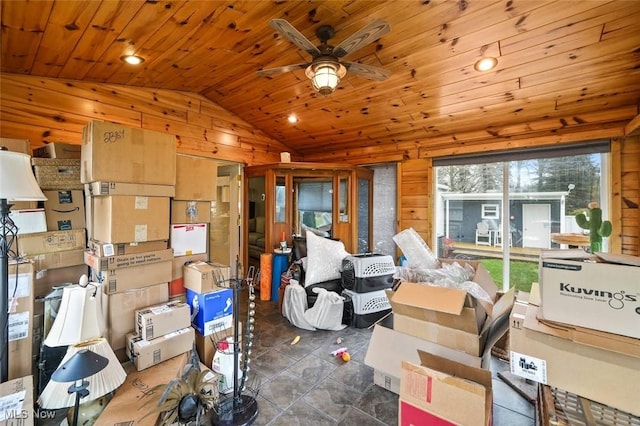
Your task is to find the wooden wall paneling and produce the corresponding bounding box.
[610,139,623,254]
[620,136,640,255]
[397,159,433,251]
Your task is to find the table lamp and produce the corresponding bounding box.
[0,148,47,382]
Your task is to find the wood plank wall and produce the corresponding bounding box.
[0,73,289,165]
[397,159,433,249]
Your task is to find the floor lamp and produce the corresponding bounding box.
[0,148,47,382]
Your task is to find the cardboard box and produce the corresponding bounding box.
[17,229,86,255]
[33,142,81,159]
[170,223,208,256]
[43,190,85,231]
[95,261,172,294]
[0,375,34,426]
[194,324,238,368]
[1,137,30,154]
[92,195,170,243]
[175,155,217,200]
[34,264,88,309]
[84,248,173,272]
[183,261,231,294]
[106,283,169,350]
[399,351,492,426]
[88,238,168,258]
[7,262,34,381]
[135,301,191,340]
[539,253,640,339]
[30,248,85,273]
[170,253,208,296]
[509,289,640,416]
[81,121,176,185]
[171,200,211,223]
[126,327,195,371]
[31,158,82,190]
[93,355,185,426]
[8,209,47,234]
[186,287,233,336]
[9,202,37,211]
[85,181,175,197]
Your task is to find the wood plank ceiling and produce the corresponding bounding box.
[2,0,639,161]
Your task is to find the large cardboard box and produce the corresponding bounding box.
[135,301,191,340]
[84,248,173,272]
[539,252,640,339]
[0,138,30,154]
[106,283,169,351]
[509,287,640,416]
[33,142,81,159]
[387,260,497,335]
[85,181,175,197]
[175,155,217,201]
[88,238,168,258]
[186,287,233,336]
[183,261,231,294]
[7,262,34,381]
[33,264,88,311]
[8,209,47,234]
[126,327,195,371]
[194,324,238,368]
[31,158,82,190]
[171,200,211,224]
[92,195,170,243]
[81,121,176,185]
[170,223,208,256]
[95,261,172,294]
[43,190,85,231]
[94,355,185,426]
[0,375,34,426]
[17,229,86,255]
[399,351,492,426]
[170,253,208,296]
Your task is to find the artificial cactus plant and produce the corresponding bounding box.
[575,202,612,253]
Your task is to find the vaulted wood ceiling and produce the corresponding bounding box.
[2,0,639,161]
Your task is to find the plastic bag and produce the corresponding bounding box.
[303,288,347,331]
[212,337,242,394]
[393,228,439,270]
[282,280,316,330]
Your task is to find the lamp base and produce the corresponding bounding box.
[66,395,111,426]
[210,394,258,426]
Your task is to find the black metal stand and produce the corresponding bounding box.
[0,198,18,383]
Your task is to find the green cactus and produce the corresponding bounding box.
[575,202,612,253]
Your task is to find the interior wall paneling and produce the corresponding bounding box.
[397,159,433,257]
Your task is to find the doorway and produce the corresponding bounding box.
[522,204,551,249]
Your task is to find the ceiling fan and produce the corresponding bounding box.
[257,18,392,95]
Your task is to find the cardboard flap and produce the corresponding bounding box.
[417,350,493,390]
[392,282,466,315]
[480,287,515,335]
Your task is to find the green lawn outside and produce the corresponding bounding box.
[479,259,538,293]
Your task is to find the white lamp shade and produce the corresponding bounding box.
[312,65,340,93]
[38,338,127,409]
[44,285,103,347]
[0,150,47,201]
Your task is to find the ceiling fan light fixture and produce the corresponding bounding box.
[120,55,144,65]
[474,57,497,72]
[306,62,347,95]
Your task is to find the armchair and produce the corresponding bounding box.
[475,221,492,246]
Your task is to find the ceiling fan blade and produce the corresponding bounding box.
[344,62,391,81]
[333,19,391,58]
[257,63,308,77]
[269,19,321,57]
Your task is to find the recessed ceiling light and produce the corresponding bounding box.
[120,55,144,65]
[288,115,298,123]
[474,57,498,72]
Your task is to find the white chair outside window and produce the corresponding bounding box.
[495,229,513,247]
[475,221,492,246]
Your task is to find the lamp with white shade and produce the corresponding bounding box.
[0,148,47,383]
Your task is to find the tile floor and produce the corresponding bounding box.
[241,296,536,426]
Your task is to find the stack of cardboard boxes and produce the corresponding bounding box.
[81,121,176,359]
[365,260,515,425]
[509,251,640,416]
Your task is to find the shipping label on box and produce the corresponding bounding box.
[85,182,175,197]
[183,261,230,294]
[88,239,168,258]
[95,261,172,294]
[7,262,34,381]
[170,223,208,256]
[43,190,85,231]
[175,155,217,201]
[171,200,211,224]
[186,287,233,336]
[17,229,86,255]
[0,375,34,426]
[135,301,191,341]
[33,142,81,159]
[8,209,47,235]
[92,195,170,244]
[126,327,194,371]
[81,121,176,185]
[84,248,173,272]
[540,256,640,339]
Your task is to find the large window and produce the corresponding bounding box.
[434,141,610,292]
